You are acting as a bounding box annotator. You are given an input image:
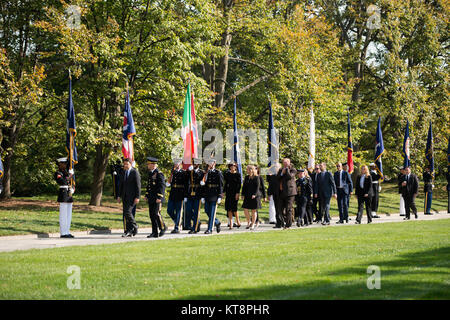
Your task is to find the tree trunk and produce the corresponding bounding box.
[214,30,232,108]
[0,154,12,199]
[89,144,111,206]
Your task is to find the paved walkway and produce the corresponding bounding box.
[0,212,448,252]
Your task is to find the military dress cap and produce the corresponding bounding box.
[369,163,376,167]
[298,168,305,172]
[147,156,159,164]
[57,157,68,163]
[342,162,347,166]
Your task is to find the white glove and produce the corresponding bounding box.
[166,182,171,187]
[201,198,205,204]
[188,165,194,171]
[432,184,435,189]
[69,169,74,174]
[184,198,187,202]
[69,187,75,195]
[217,198,222,204]
[200,181,205,186]
[379,186,381,192]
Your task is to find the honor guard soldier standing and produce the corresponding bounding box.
[145,157,167,238]
[423,167,434,215]
[369,163,381,218]
[55,157,75,238]
[185,160,204,234]
[166,159,187,234]
[200,158,223,234]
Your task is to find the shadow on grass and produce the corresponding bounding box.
[180,246,450,300]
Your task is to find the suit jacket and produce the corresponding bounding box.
[355,174,373,197]
[277,166,297,197]
[257,175,266,199]
[314,170,337,199]
[400,173,419,198]
[119,168,141,205]
[334,170,353,195]
[266,174,279,197]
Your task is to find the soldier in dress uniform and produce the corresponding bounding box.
[166,159,187,234]
[369,163,381,218]
[295,169,313,227]
[145,157,167,238]
[185,159,204,234]
[55,157,75,238]
[423,167,434,215]
[200,158,223,234]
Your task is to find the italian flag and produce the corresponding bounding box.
[181,83,198,166]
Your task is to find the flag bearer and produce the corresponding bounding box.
[166,159,187,234]
[201,159,223,234]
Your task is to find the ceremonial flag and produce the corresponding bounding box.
[181,83,199,166]
[268,100,279,172]
[0,155,3,180]
[425,121,434,178]
[374,116,385,181]
[347,112,354,174]
[403,120,411,168]
[66,72,78,167]
[307,106,315,173]
[233,98,243,181]
[122,86,136,166]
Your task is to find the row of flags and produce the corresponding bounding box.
[62,77,442,184]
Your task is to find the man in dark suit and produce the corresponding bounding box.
[334,162,353,224]
[310,164,322,223]
[314,162,337,225]
[277,158,297,229]
[400,166,419,220]
[267,162,281,228]
[117,158,141,237]
[145,156,167,238]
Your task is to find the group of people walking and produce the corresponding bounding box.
[53,155,450,238]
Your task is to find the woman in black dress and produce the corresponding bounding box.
[355,165,373,224]
[241,165,260,230]
[224,162,242,229]
[255,166,267,229]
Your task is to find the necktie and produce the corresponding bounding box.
[126,170,129,181]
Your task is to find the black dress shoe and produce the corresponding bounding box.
[188,230,195,234]
[60,234,69,238]
[355,221,361,224]
[336,220,344,224]
[171,229,180,234]
[269,221,276,224]
[147,233,158,238]
[424,212,433,215]
[415,214,418,219]
[122,232,132,237]
[204,230,212,234]
[296,221,301,227]
[346,220,349,223]
[216,222,221,233]
[132,229,138,236]
[273,225,281,229]
[159,229,165,237]
[66,234,74,238]
[403,217,410,220]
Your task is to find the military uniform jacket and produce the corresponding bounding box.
[186,168,204,199]
[54,170,73,203]
[296,177,312,202]
[168,169,187,202]
[370,171,381,191]
[146,168,166,203]
[223,170,241,196]
[202,168,224,202]
[423,171,433,193]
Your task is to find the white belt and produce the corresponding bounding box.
[59,186,69,189]
[372,181,378,184]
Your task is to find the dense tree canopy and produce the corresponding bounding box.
[0,0,448,203]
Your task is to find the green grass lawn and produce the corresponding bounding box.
[0,182,447,236]
[0,219,449,299]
